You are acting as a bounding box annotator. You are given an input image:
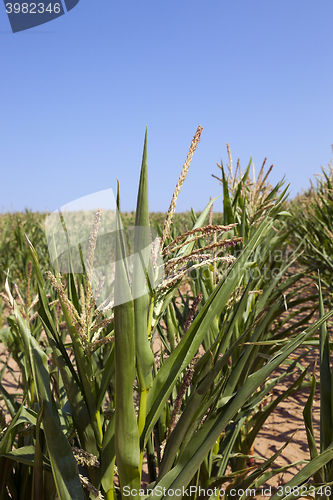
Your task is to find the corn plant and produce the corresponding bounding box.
[288,153,333,306]
[0,211,51,290]
[155,147,320,493]
[1,129,333,500]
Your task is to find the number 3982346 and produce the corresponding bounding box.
[5,3,61,14]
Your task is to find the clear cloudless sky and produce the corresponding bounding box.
[1,0,333,214]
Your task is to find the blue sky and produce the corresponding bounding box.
[1,0,333,214]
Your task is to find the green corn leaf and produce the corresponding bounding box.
[133,128,154,392]
[101,411,116,494]
[221,164,233,225]
[0,403,24,457]
[96,344,115,411]
[240,362,309,464]
[303,369,324,485]
[0,383,20,420]
[0,458,16,499]
[13,303,85,500]
[33,350,85,499]
[25,234,57,335]
[3,445,51,472]
[32,403,45,500]
[43,322,99,457]
[174,196,220,259]
[159,324,249,477]
[231,158,251,211]
[213,415,248,479]
[143,214,275,447]
[114,202,141,495]
[318,273,333,453]
[165,303,177,352]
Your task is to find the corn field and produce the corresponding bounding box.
[1,127,333,500]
